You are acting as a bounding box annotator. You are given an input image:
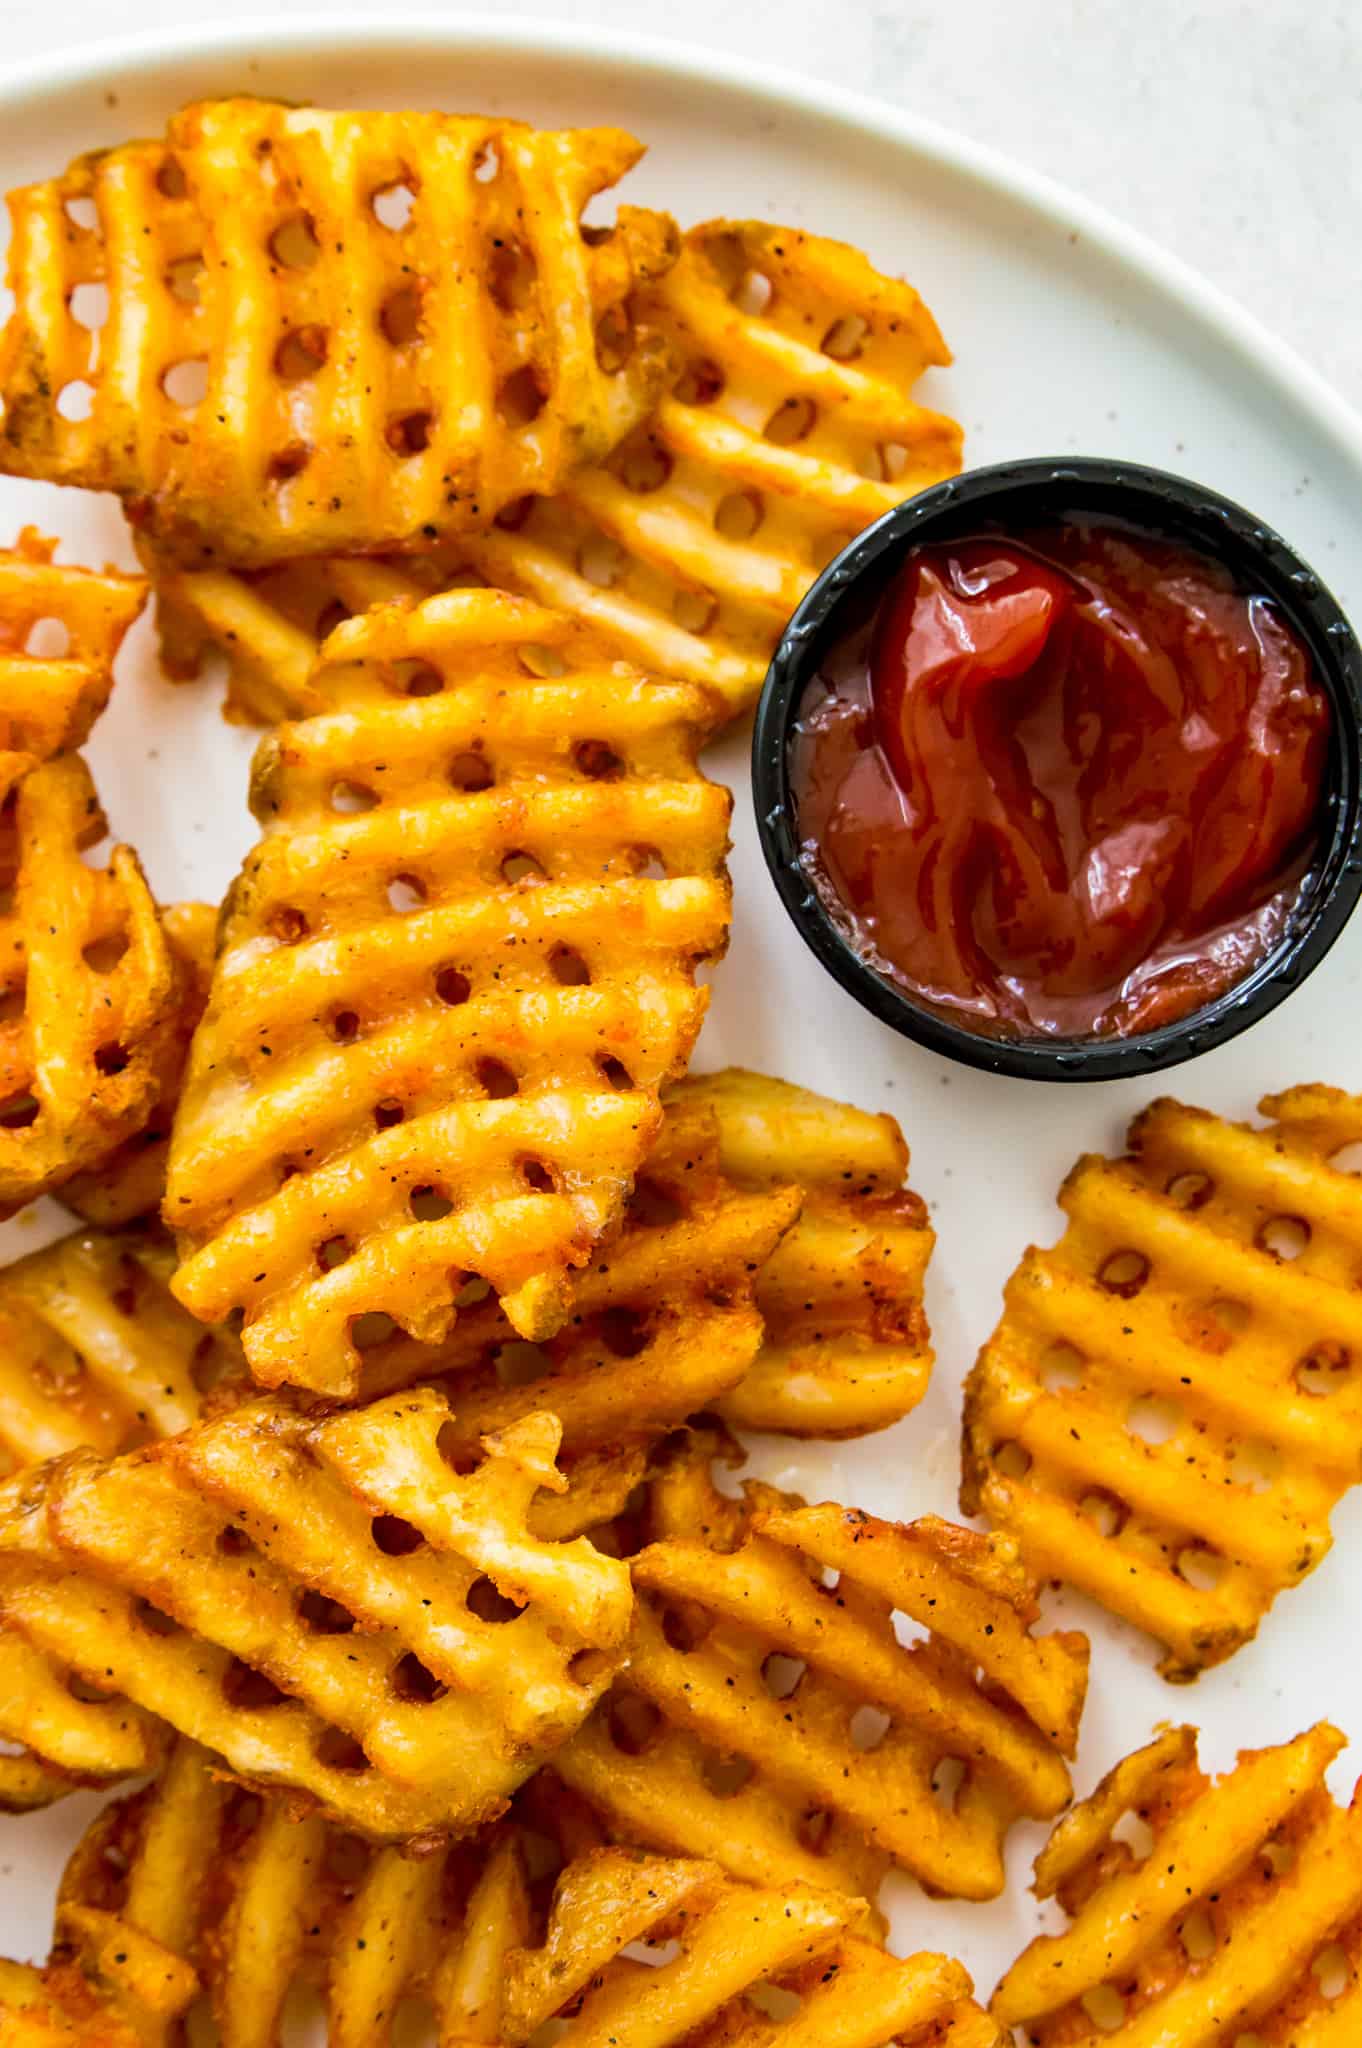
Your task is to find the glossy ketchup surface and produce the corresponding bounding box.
[791,521,1332,1039]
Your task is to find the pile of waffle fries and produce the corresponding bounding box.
[1,90,1360,2048]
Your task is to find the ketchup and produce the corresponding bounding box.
[791,521,1332,1039]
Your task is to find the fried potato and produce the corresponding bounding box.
[473,220,963,719]
[0,756,195,1218]
[0,1220,242,1478]
[993,1721,1362,2043]
[7,1738,1002,2048]
[154,552,454,724]
[962,1088,1362,1681]
[363,1089,801,1535]
[499,1849,1002,2048]
[0,1210,240,1807]
[147,220,962,728]
[0,101,678,566]
[0,1629,165,1813]
[60,900,216,1226]
[0,1386,632,1838]
[0,529,145,801]
[554,1424,1089,1904]
[669,1068,934,1435]
[164,588,731,1397]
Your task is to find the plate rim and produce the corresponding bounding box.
[4,8,1361,469]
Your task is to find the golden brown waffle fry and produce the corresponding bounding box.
[554,1425,1089,1904]
[366,1089,801,1533]
[0,1629,165,1813]
[164,588,731,1397]
[0,529,145,801]
[669,1068,934,1435]
[0,1385,632,1838]
[0,100,678,566]
[993,1721,1362,2043]
[0,756,192,1218]
[0,1207,238,1809]
[147,220,962,727]
[60,900,216,1227]
[472,219,963,719]
[962,1087,1362,1682]
[7,1738,1002,2048]
[153,551,453,724]
[498,1851,1003,2048]
[0,1220,241,1478]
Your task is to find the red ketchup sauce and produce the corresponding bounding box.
[791,521,1332,1039]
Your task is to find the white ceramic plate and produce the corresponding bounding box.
[4,14,1362,2016]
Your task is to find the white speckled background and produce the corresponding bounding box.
[16,0,1362,407]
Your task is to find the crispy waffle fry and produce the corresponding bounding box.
[0,1385,632,1838]
[0,100,678,566]
[164,588,730,1397]
[992,1721,1362,2043]
[0,756,192,1217]
[60,900,216,1227]
[554,1425,1089,1903]
[0,1629,165,1813]
[669,1068,934,1436]
[0,1207,239,1809]
[154,552,452,725]
[498,1852,1002,2048]
[0,1220,241,1478]
[148,220,962,727]
[364,1089,801,1534]
[962,1088,1362,1682]
[6,1739,1002,2048]
[470,220,962,719]
[0,529,145,801]
[352,1066,929,1530]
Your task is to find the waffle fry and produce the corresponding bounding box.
[0,1385,632,1838]
[0,1207,240,1809]
[0,1220,242,1478]
[355,1067,928,1531]
[962,1087,1362,1682]
[154,551,454,724]
[0,1628,165,1813]
[993,1721,1362,2042]
[6,1739,1002,2048]
[499,1851,1003,2048]
[554,1425,1089,1903]
[164,588,730,1396]
[669,1068,934,1435]
[368,1089,801,1533]
[475,218,962,719]
[0,529,145,801]
[0,755,192,1217]
[148,220,963,726]
[0,100,678,567]
[60,900,216,1227]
